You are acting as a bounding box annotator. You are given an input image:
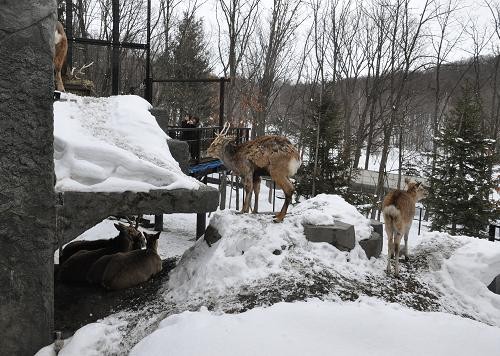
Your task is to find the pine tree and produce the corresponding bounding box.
[427,84,498,237]
[157,12,216,122]
[296,87,354,202]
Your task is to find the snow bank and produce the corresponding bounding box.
[35,322,123,356]
[54,94,199,192]
[130,298,500,356]
[166,195,373,301]
[430,234,500,325]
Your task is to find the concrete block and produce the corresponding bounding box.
[303,222,355,251]
[359,232,383,259]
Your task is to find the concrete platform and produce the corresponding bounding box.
[57,185,219,247]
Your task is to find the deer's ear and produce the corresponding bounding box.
[416,181,422,187]
[404,177,410,184]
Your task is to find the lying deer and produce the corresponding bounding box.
[54,21,67,91]
[382,179,427,277]
[58,223,145,283]
[95,231,162,290]
[207,123,301,222]
[59,219,142,264]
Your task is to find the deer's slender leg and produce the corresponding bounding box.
[242,175,253,213]
[252,176,261,214]
[271,174,294,222]
[403,232,409,261]
[386,221,394,274]
[394,232,403,277]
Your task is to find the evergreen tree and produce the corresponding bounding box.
[427,84,498,237]
[296,87,355,202]
[157,12,216,123]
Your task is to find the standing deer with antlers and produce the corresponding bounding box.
[207,123,301,222]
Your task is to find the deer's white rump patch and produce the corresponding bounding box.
[288,158,301,176]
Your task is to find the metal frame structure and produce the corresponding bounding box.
[64,0,151,97]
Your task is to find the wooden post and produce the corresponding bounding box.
[489,224,496,242]
[196,175,209,238]
[220,171,227,210]
[145,0,152,102]
[154,214,163,231]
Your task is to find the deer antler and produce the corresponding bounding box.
[220,122,231,135]
[70,61,94,79]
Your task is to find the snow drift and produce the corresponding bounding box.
[166,194,373,302]
[53,94,199,192]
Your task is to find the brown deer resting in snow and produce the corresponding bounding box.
[59,220,143,264]
[207,123,301,222]
[54,21,67,92]
[58,223,145,283]
[382,179,428,277]
[92,232,162,290]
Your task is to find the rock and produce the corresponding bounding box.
[303,222,355,251]
[167,139,190,174]
[488,274,500,295]
[359,232,383,259]
[204,225,222,246]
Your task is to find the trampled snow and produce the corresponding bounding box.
[53,94,199,192]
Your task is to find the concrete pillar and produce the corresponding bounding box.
[0,1,57,354]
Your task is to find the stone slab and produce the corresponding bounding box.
[359,232,383,259]
[167,139,190,174]
[57,185,219,247]
[303,222,355,251]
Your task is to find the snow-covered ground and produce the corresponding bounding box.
[54,94,199,192]
[42,179,500,356]
[41,98,500,355]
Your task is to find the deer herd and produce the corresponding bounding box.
[53,20,426,280]
[58,219,162,289]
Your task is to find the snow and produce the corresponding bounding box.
[44,181,500,355]
[129,298,500,356]
[165,194,372,302]
[53,93,199,192]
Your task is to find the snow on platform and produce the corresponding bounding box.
[53,94,199,192]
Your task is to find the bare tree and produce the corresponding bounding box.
[246,0,304,138]
[216,0,259,124]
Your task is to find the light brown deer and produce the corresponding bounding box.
[97,232,162,290]
[207,123,301,222]
[382,179,428,277]
[54,21,67,91]
[58,223,145,283]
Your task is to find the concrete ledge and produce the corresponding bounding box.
[57,185,219,247]
[303,222,355,251]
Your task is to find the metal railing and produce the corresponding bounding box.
[166,126,250,164]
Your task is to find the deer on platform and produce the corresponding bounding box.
[94,231,162,290]
[54,21,68,92]
[382,179,428,277]
[58,222,145,283]
[207,123,301,222]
